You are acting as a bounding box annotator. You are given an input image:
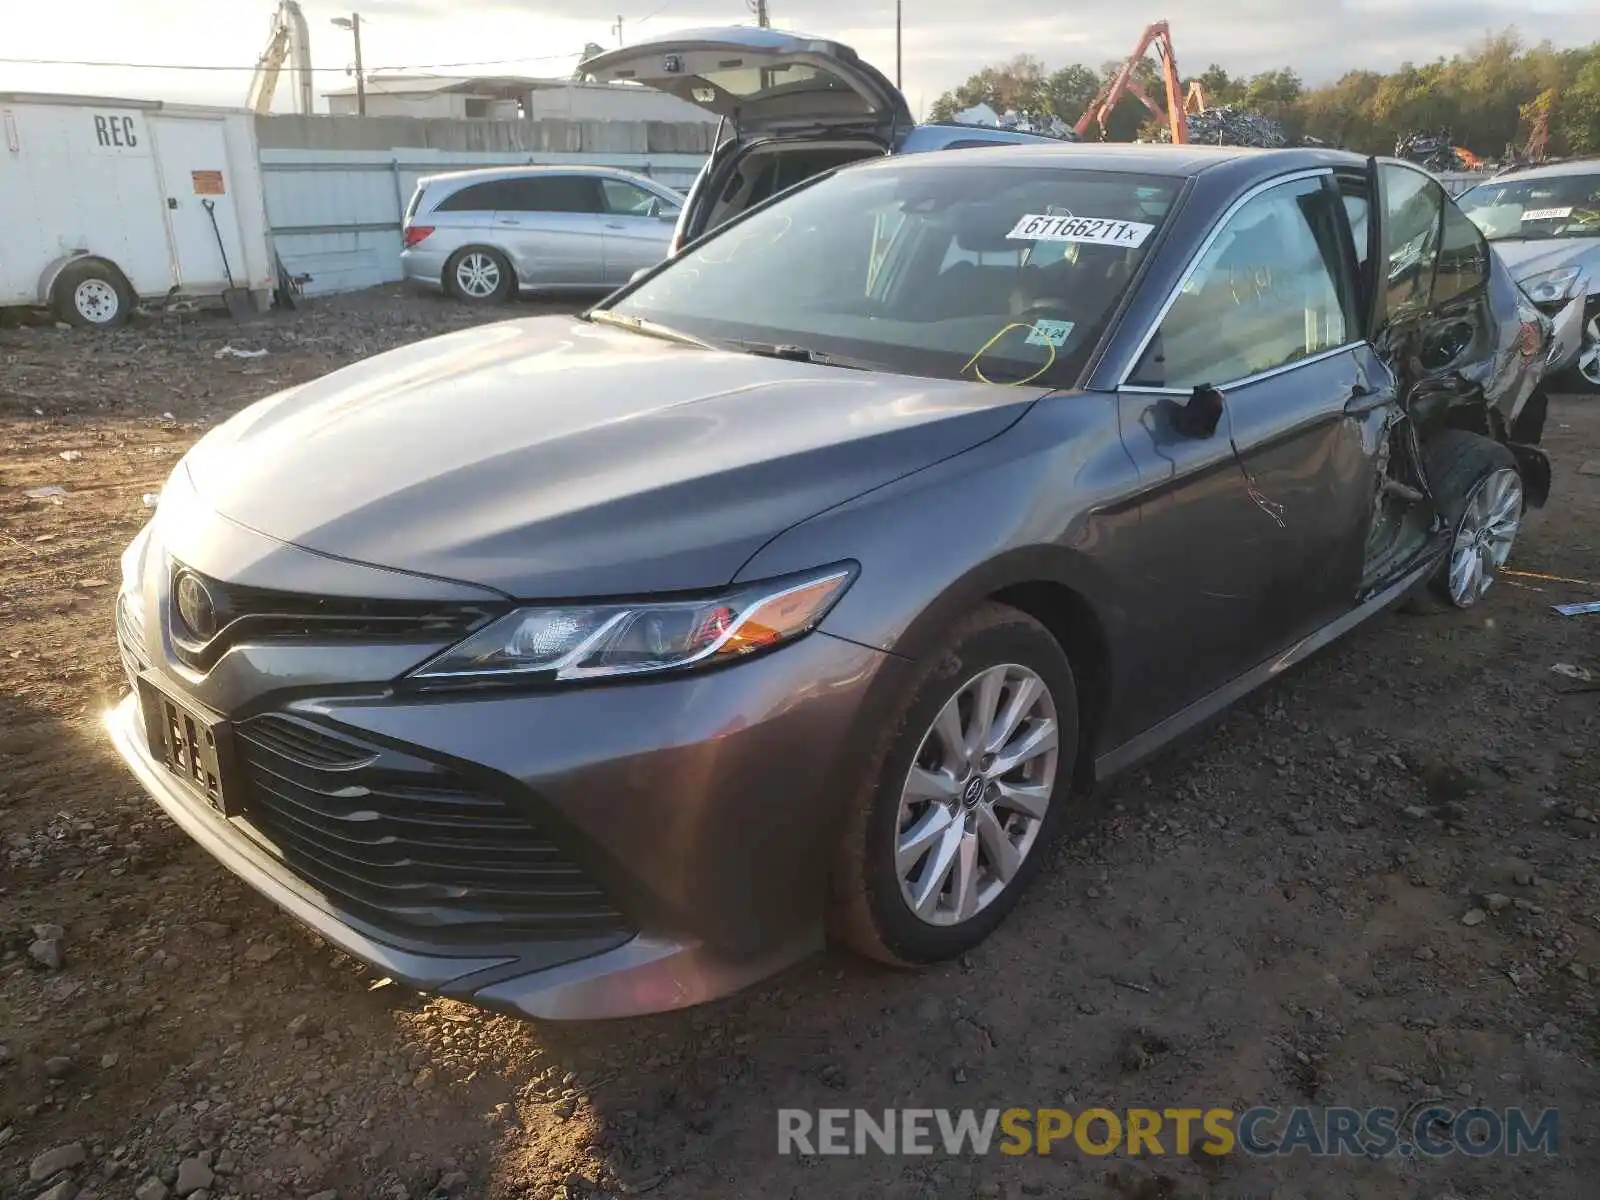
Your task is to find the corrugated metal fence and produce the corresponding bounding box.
[257,114,713,295]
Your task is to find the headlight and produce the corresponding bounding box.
[1521,266,1584,306]
[409,564,857,684]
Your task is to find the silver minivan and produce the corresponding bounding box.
[400,165,684,302]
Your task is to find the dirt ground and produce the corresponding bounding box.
[2,288,1598,1200]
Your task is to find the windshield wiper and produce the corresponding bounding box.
[732,341,878,371]
[585,310,716,350]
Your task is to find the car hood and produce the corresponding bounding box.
[183,317,1041,597]
[1491,236,1600,282]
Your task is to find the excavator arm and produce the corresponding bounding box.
[247,1,313,115]
[1073,19,1190,143]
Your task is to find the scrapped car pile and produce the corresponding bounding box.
[1396,128,1472,172]
[1156,105,1289,148]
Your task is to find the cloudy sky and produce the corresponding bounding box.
[1,0,1591,118]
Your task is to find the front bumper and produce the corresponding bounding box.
[108,626,904,1019]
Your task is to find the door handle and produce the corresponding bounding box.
[604,222,626,230]
[495,218,521,226]
[1344,383,1390,415]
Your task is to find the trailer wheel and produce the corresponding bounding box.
[51,260,133,329]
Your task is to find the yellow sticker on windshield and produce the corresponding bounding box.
[1007,214,1155,247]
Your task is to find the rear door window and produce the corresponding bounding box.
[433,180,519,212]
[1432,198,1491,306]
[501,176,605,214]
[1377,164,1444,320]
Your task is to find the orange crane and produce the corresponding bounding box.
[1074,20,1190,143]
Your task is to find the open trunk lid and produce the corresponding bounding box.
[579,26,913,137]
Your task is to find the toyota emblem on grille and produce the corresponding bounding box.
[174,572,217,640]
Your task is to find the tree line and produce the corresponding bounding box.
[926,31,1600,158]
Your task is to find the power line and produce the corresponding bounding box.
[633,0,681,26]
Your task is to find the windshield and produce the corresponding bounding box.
[1457,173,1600,242]
[603,162,1181,387]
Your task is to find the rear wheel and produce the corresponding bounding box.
[51,259,132,328]
[444,248,513,304]
[829,604,1078,966]
[1418,431,1524,610]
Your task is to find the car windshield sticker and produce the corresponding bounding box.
[1025,319,1074,348]
[1521,206,1572,221]
[1007,213,1155,247]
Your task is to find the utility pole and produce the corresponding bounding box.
[752,0,770,27]
[612,14,624,45]
[331,13,365,115]
[895,0,902,89]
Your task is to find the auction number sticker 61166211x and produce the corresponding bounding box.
[1007,213,1156,248]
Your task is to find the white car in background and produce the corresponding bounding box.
[1458,159,1600,391]
[400,165,684,303]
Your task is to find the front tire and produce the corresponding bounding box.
[829,604,1078,966]
[51,259,132,328]
[1421,431,1524,610]
[444,247,513,304]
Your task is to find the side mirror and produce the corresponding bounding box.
[1171,384,1225,438]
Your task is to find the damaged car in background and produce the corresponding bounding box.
[1458,159,1600,394]
[110,144,1556,1020]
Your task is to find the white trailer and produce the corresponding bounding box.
[0,93,275,327]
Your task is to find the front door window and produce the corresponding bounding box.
[1130,175,1353,388]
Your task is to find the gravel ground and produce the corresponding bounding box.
[2,287,1599,1200]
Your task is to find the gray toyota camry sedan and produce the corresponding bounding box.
[110,144,1556,1019]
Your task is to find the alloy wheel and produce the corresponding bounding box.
[73,278,120,325]
[1447,466,1522,608]
[455,252,502,300]
[895,663,1059,926]
[1577,316,1600,389]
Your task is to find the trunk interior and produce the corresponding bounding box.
[698,138,887,238]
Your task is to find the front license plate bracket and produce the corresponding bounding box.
[138,679,238,817]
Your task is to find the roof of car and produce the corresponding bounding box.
[420,163,674,190]
[1476,157,1600,184]
[871,142,1369,179]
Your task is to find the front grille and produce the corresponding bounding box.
[232,715,631,944]
[243,714,378,769]
[167,563,502,672]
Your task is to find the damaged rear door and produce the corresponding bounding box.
[1357,160,1516,587]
